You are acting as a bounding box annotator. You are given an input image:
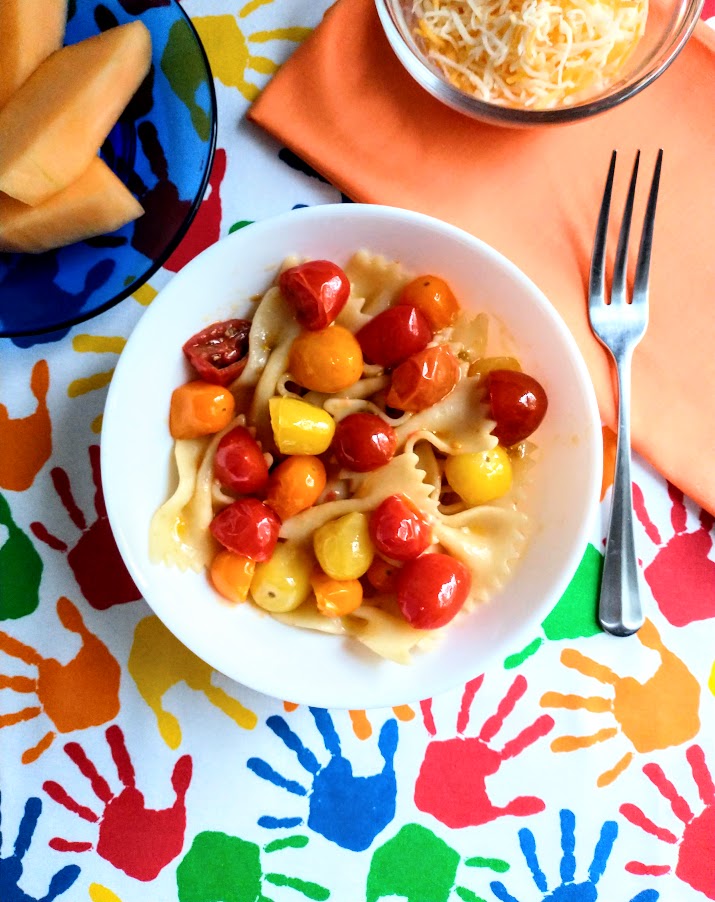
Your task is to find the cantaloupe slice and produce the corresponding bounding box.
[0,20,152,206]
[0,157,144,254]
[0,0,68,109]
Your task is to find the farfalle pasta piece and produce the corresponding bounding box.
[343,250,412,316]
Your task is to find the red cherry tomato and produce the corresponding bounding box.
[366,556,400,593]
[386,344,460,412]
[397,553,471,629]
[279,260,351,330]
[213,426,269,495]
[355,305,432,368]
[369,494,432,562]
[484,369,548,446]
[332,413,397,472]
[183,319,251,386]
[209,498,280,561]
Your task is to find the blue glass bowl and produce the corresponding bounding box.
[0,0,217,339]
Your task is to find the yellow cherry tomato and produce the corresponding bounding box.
[467,356,522,379]
[398,274,459,331]
[250,542,313,613]
[444,446,513,505]
[288,325,363,393]
[311,570,363,617]
[265,455,327,520]
[313,511,374,580]
[209,551,255,604]
[269,396,336,455]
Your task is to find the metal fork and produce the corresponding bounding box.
[588,149,663,637]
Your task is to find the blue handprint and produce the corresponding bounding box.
[490,809,659,902]
[0,793,79,902]
[247,709,398,852]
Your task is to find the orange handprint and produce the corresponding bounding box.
[0,597,120,763]
[0,359,51,491]
[541,619,700,786]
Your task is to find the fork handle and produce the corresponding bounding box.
[599,348,644,637]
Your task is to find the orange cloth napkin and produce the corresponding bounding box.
[249,0,715,514]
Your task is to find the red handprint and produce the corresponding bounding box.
[620,744,715,900]
[414,674,554,828]
[633,480,715,626]
[30,445,141,610]
[43,725,192,882]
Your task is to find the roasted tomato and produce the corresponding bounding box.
[369,494,431,561]
[484,369,548,446]
[355,305,432,368]
[386,344,460,412]
[213,426,269,495]
[398,275,459,331]
[397,553,471,629]
[279,260,351,330]
[183,319,251,386]
[332,413,397,472]
[209,499,280,561]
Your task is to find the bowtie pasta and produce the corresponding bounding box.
[150,251,548,664]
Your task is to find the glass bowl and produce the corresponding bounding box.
[375,0,705,127]
[0,0,216,340]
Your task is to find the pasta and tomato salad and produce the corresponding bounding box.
[150,251,548,663]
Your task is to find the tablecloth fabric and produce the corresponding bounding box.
[0,1,713,900]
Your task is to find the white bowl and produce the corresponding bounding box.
[101,204,601,709]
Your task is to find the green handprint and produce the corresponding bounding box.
[176,832,329,902]
[505,544,602,669]
[367,823,509,902]
[0,492,42,620]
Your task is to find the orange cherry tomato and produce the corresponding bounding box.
[265,455,327,520]
[209,550,255,604]
[366,556,400,593]
[288,325,363,393]
[386,345,461,412]
[169,381,235,439]
[398,275,459,331]
[311,569,363,617]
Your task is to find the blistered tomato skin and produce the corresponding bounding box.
[485,369,548,446]
[288,326,363,393]
[397,553,472,630]
[398,275,459,331]
[332,413,397,472]
[279,260,351,331]
[355,305,432,368]
[183,319,251,386]
[386,344,461,412]
[209,498,281,561]
[369,494,432,561]
[213,426,269,495]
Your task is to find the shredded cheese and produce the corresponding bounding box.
[411,0,648,109]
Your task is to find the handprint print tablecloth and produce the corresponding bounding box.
[1,2,714,901]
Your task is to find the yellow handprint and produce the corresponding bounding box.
[541,620,700,786]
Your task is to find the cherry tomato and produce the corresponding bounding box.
[397,553,471,629]
[169,381,235,439]
[332,413,397,472]
[288,325,363,393]
[355,305,432,368]
[209,551,255,604]
[484,369,548,446]
[183,319,251,386]
[269,397,336,455]
[209,498,280,561]
[386,344,460,412]
[444,447,512,505]
[213,426,269,495]
[366,557,400,593]
[279,260,351,330]
[398,275,459,331]
[265,455,326,520]
[311,570,363,617]
[369,494,432,561]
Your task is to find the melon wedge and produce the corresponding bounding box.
[0,0,68,109]
[0,157,144,254]
[0,20,152,206]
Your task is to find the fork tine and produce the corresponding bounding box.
[611,151,640,305]
[632,148,664,307]
[588,151,617,309]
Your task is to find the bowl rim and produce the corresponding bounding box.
[0,0,217,339]
[101,202,604,708]
[375,0,706,126]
